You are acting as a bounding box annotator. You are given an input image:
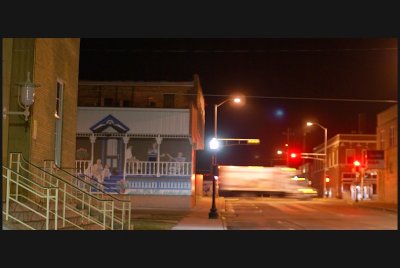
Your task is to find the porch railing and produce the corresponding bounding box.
[125,161,192,176]
[76,159,192,178]
[75,160,91,176]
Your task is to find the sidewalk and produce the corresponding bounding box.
[348,200,398,213]
[172,196,226,230]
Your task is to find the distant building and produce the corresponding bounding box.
[309,134,377,199]
[75,75,205,209]
[376,105,397,204]
[2,38,80,200]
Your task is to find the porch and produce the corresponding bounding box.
[76,160,193,178]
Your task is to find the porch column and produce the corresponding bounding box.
[89,134,96,166]
[188,137,194,176]
[122,135,130,181]
[155,135,163,177]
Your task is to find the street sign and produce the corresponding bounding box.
[366,150,385,169]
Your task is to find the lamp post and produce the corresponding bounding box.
[306,122,328,198]
[209,97,241,219]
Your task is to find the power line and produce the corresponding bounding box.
[202,94,397,103]
[83,47,397,54]
[126,91,396,103]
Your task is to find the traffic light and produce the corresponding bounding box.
[353,160,361,172]
[325,177,330,183]
[288,150,301,168]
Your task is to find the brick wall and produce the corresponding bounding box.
[31,38,80,168]
[377,105,398,204]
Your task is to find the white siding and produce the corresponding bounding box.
[77,107,190,135]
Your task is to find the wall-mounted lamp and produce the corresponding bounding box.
[3,72,40,121]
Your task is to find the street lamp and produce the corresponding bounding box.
[306,121,328,198]
[209,96,243,219]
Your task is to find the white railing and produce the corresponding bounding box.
[2,166,59,230]
[44,160,131,230]
[8,153,116,230]
[125,161,192,176]
[75,160,91,176]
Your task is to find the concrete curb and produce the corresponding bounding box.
[346,200,397,213]
[355,204,397,213]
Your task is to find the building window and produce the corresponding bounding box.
[104,98,114,107]
[389,126,394,147]
[163,94,175,108]
[362,149,367,166]
[120,99,131,107]
[107,139,118,156]
[55,81,64,166]
[147,97,156,108]
[345,149,355,164]
[379,130,385,150]
[342,173,356,179]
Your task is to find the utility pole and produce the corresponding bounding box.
[282,127,295,166]
[302,132,307,165]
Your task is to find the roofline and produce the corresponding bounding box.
[79,80,195,87]
[77,106,190,113]
[312,133,377,152]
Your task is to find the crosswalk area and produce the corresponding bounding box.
[224,197,322,215]
[221,197,397,230]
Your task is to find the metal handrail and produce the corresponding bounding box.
[8,153,116,230]
[2,166,59,230]
[44,160,131,230]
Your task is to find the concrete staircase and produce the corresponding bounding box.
[100,175,122,193]
[2,201,106,230]
[3,155,133,230]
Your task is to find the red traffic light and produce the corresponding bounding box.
[353,160,361,172]
[287,150,301,168]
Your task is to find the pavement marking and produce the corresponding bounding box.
[289,203,318,212]
[267,203,298,213]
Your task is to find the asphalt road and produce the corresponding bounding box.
[221,197,397,230]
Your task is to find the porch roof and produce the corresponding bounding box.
[76,132,191,139]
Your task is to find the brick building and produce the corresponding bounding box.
[309,134,377,199]
[376,104,398,204]
[2,38,80,200]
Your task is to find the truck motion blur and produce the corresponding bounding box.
[217,165,318,199]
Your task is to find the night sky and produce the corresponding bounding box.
[78,38,397,166]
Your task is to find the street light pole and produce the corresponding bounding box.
[323,125,327,197]
[208,103,219,219]
[306,122,328,198]
[209,97,241,219]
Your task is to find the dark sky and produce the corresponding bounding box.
[78,38,398,166]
